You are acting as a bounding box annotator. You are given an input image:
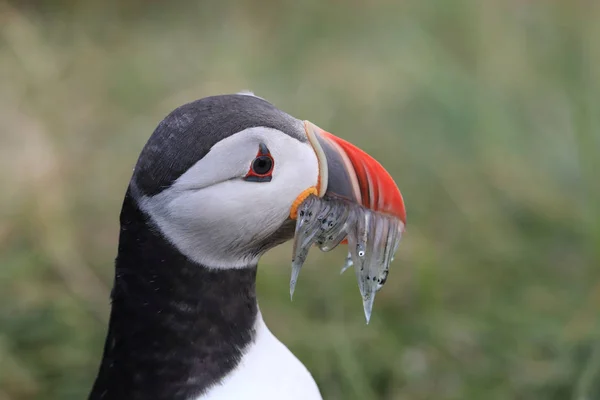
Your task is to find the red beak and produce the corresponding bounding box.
[304,121,406,227]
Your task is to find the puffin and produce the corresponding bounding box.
[88,92,406,400]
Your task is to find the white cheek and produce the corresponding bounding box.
[138,128,319,269]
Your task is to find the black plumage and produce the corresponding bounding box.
[89,190,258,400]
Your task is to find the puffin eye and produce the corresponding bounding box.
[244,144,274,182]
[252,156,273,175]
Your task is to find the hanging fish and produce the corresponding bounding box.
[290,194,404,323]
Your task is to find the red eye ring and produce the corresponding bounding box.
[244,144,274,182]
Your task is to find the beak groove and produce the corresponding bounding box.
[304,121,329,197]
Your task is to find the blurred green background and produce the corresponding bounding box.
[1,0,599,399]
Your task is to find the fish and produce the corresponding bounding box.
[290,195,403,323]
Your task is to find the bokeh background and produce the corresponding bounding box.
[1,1,599,399]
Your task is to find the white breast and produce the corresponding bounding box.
[197,312,323,400]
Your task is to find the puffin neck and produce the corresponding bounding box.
[89,188,258,400]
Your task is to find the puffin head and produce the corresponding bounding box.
[130,93,406,269]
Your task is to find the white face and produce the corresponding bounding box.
[136,127,319,269]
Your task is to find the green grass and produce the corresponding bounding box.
[1,1,599,399]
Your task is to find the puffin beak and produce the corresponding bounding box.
[304,121,406,228]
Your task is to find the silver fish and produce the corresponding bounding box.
[290,195,403,323]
